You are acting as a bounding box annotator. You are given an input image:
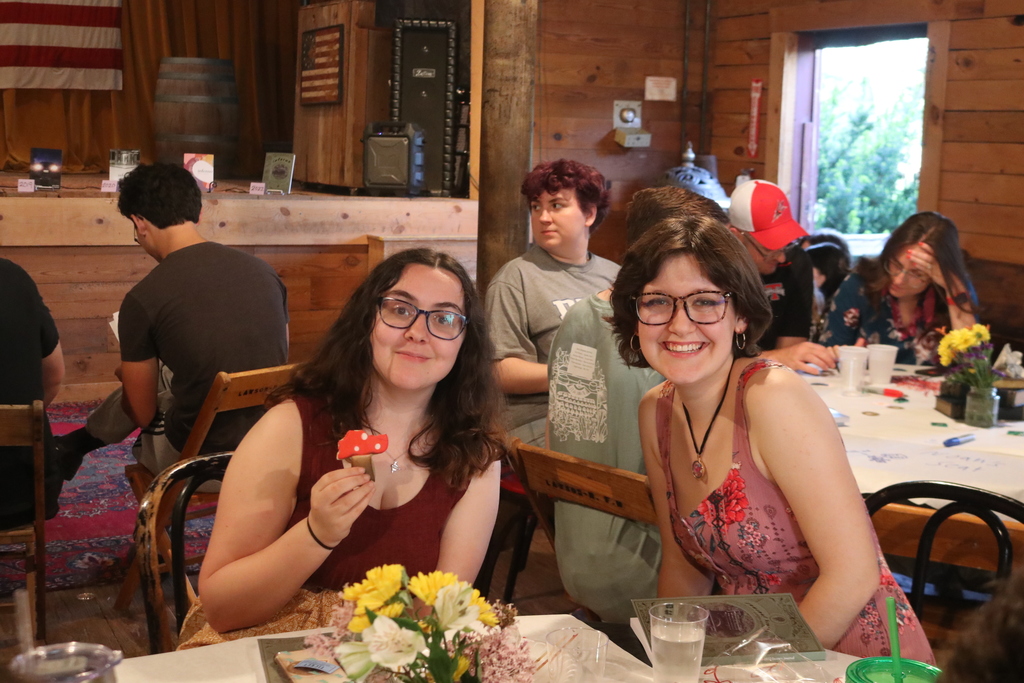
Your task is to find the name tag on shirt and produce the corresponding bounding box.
[567,343,598,380]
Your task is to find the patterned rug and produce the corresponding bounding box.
[0,401,212,596]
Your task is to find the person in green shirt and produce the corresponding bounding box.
[546,187,728,621]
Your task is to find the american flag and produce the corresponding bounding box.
[0,0,123,90]
[300,25,342,105]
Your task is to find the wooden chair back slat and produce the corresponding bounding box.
[0,404,36,444]
[0,401,47,642]
[177,364,297,461]
[509,440,659,548]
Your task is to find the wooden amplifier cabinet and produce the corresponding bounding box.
[293,0,391,189]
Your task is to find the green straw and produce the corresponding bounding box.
[887,596,904,683]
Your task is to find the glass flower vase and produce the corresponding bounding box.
[964,386,999,429]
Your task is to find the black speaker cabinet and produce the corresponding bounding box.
[391,19,456,196]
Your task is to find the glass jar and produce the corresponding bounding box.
[964,386,999,429]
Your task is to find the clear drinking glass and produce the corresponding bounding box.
[545,628,608,683]
[649,602,709,683]
[9,642,122,682]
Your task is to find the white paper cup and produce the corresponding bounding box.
[838,346,870,395]
[867,344,899,386]
[649,602,709,683]
[545,628,608,683]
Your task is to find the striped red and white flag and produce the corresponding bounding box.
[0,0,123,90]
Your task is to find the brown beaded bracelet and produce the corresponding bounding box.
[306,517,338,551]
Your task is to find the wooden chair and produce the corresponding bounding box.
[136,451,231,653]
[866,480,1024,617]
[0,401,47,642]
[503,438,659,607]
[115,363,297,609]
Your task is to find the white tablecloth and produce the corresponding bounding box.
[113,614,856,682]
[808,365,1024,501]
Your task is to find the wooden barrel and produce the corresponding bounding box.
[153,58,239,175]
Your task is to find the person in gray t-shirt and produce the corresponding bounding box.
[485,159,618,445]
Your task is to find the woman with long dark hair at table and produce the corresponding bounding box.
[821,212,977,364]
[607,214,934,661]
[178,249,505,647]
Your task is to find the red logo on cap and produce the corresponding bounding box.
[772,200,786,224]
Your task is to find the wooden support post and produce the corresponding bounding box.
[476,0,537,293]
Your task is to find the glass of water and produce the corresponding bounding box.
[649,602,709,683]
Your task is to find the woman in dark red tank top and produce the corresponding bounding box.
[605,208,933,662]
[183,249,506,641]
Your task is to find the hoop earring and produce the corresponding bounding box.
[735,332,747,351]
[630,334,641,352]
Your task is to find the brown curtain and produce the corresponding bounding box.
[0,0,300,176]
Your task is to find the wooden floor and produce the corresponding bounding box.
[0,529,974,671]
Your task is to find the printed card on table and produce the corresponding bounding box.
[184,153,215,192]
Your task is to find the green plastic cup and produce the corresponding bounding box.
[845,657,942,683]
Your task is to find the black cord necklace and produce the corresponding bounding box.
[681,372,731,480]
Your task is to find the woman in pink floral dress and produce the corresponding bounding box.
[607,211,933,662]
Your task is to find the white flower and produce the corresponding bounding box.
[335,640,375,681]
[433,582,481,631]
[362,615,427,671]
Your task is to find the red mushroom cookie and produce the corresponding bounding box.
[336,430,388,481]
[336,430,388,458]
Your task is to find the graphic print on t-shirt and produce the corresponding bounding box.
[552,297,583,320]
[764,282,785,301]
[549,345,608,443]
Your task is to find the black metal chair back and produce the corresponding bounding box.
[865,480,1024,617]
[135,451,231,653]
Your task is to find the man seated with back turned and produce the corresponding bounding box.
[727,179,836,374]
[0,258,65,530]
[56,163,290,478]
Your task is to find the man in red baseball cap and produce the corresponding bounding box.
[729,179,836,374]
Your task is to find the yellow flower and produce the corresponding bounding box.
[454,655,470,681]
[343,564,406,608]
[408,571,459,606]
[343,564,408,633]
[949,328,972,353]
[348,600,405,633]
[471,588,498,627]
[938,335,955,366]
[938,325,990,366]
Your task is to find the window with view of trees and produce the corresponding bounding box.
[814,38,928,236]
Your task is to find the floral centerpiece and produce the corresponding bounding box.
[938,324,1001,427]
[305,565,535,683]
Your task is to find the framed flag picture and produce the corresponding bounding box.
[300,25,343,105]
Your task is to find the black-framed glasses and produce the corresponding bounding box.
[377,297,467,340]
[634,290,733,326]
[884,259,929,284]
[740,231,797,263]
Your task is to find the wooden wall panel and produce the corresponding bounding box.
[0,243,368,402]
[950,16,1024,49]
[948,48,1024,81]
[706,0,1024,346]
[940,141,1024,174]
[533,0,697,264]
